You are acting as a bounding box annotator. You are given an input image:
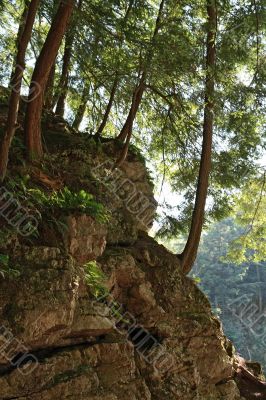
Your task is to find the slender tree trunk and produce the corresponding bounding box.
[114,0,165,167]
[24,0,75,162]
[116,74,146,142]
[113,75,146,168]
[9,1,31,84]
[179,0,216,275]
[43,0,57,111]
[55,31,73,117]
[43,61,56,110]
[72,85,90,131]
[55,0,82,117]
[94,0,134,139]
[0,0,40,182]
[95,73,119,138]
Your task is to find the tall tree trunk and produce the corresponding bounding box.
[93,0,134,140]
[95,73,119,139]
[114,0,165,166]
[24,0,75,162]
[179,0,216,275]
[113,82,145,168]
[55,0,82,117]
[0,0,40,182]
[55,31,73,117]
[72,85,90,131]
[9,3,28,84]
[113,73,147,169]
[116,73,146,143]
[43,0,57,111]
[43,61,56,110]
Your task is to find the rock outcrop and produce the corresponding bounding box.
[0,119,265,399]
[0,233,241,400]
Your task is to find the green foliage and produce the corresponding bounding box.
[0,253,20,279]
[128,143,147,165]
[83,261,129,323]
[0,254,9,268]
[5,177,109,225]
[190,218,266,371]
[83,261,108,299]
[28,187,109,223]
[1,0,266,375]
[226,174,266,264]
[1,0,266,235]
[160,216,266,370]
[5,174,33,199]
[191,274,201,284]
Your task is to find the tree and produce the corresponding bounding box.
[55,29,74,117]
[24,0,75,161]
[191,217,266,371]
[179,0,217,274]
[94,0,134,139]
[0,0,40,182]
[0,0,265,266]
[94,72,119,138]
[226,172,266,264]
[43,0,58,111]
[43,61,56,111]
[115,0,165,167]
[72,83,90,130]
[55,0,83,117]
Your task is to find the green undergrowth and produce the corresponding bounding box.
[28,187,109,223]
[5,176,109,224]
[0,253,20,279]
[83,261,108,299]
[1,176,109,244]
[128,143,146,164]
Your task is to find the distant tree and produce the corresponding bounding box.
[226,172,266,264]
[191,218,266,370]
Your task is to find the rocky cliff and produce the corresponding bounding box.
[0,117,265,399]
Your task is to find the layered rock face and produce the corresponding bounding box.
[0,233,241,400]
[0,134,262,399]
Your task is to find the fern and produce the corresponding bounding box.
[28,187,109,223]
[83,261,108,299]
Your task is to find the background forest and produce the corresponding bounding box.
[195,219,266,372]
[162,217,266,371]
[0,0,266,374]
